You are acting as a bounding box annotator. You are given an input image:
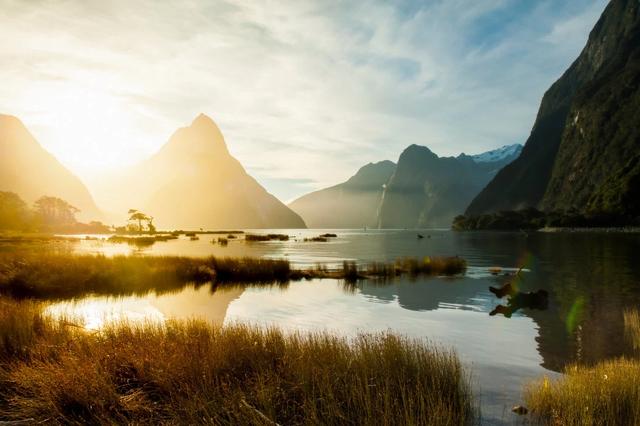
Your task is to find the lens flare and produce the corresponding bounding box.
[566,297,586,333]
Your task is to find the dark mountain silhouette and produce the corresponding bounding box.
[288,161,396,228]
[377,144,521,228]
[0,114,101,221]
[100,114,306,229]
[467,0,640,220]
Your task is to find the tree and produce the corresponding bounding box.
[0,191,31,231]
[127,209,154,233]
[33,196,79,227]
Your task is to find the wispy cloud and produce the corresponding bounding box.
[0,0,608,201]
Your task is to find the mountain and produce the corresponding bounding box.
[467,0,640,220]
[288,160,396,228]
[377,144,521,228]
[470,144,523,164]
[97,114,306,229]
[0,114,101,221]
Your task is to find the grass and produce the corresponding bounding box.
[0,298,476,425]
[0,252,467,300]
[524,358,640,425]
[108,235,178,247]
[624,308,640,353]
[304,236,329,242]
[245,233,290,242]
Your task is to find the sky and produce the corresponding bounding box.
[0,0,608,202]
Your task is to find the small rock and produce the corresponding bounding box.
[512,405,528,415]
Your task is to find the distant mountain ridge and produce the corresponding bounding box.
[97,114,306,229]
[377,144,521,228]
[469,144,522,164]
[290,144,521,229]
[288,160,396,228]
[0,114,101,222]
[467,0,640,220]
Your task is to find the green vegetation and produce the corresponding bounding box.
[245,233,290,242]
[0,252,466,300]
[0,298,475,425]
[524,358,640,425]
[452,208,637,231]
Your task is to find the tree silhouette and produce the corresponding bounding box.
[0,191,31,231]
[34,196,80,226]
[127,209,154,233]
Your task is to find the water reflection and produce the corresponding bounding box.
[46,285,245,330]
[11,229,640,424]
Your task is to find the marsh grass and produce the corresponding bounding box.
[0,253,219,299]
[0,252,466,300]
[0,299,476,425]
[524,358,640,425]
[108,235,178,247]
[245,233,290,242]
[624,308,640,352]
[304,236,329,242]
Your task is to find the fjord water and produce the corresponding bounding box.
[47,230,640,424]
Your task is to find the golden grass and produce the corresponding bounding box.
[0,298,475,425]
[0,252,466,300]
[624,308,640,353]
[524,358,640,425]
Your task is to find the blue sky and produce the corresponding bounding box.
[0,0,608,202]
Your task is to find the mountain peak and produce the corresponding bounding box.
[191,113,217,127]
[155,114,228,161]
[470,144,523,163]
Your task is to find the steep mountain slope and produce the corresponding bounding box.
[0,114,101,221]
[467,0,640,217]
[542,2,640,217]
[288,161,396,228]
[377,144,521,228]
[101,114,305,229]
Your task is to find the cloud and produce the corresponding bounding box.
[0,0,608,201]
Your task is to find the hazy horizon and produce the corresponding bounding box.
[0,0,607,202]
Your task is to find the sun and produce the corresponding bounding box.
[16,75,151,176]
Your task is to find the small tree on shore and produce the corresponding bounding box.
[127,209,155,233]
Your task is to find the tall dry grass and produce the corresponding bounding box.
[524,358,640,425]
[0,252,467,300]
[624,308,640,353]
[0,298,476,425]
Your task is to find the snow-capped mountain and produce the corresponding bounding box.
[470,144,522,163]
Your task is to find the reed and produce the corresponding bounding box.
[524,358,640,425]
[0,298,476,425]
[0,252,467,300]
[624,308,640,353]
[245,233,290,242]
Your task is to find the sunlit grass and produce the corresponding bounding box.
[0,298,476,425]
[0,252,467,300]
[524,358,640,425]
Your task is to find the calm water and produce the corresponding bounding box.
[38,229,640,424]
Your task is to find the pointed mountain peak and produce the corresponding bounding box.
[191,113,218,128]
[155,114,229,161]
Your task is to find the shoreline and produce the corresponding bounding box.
[537,226,640,234]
